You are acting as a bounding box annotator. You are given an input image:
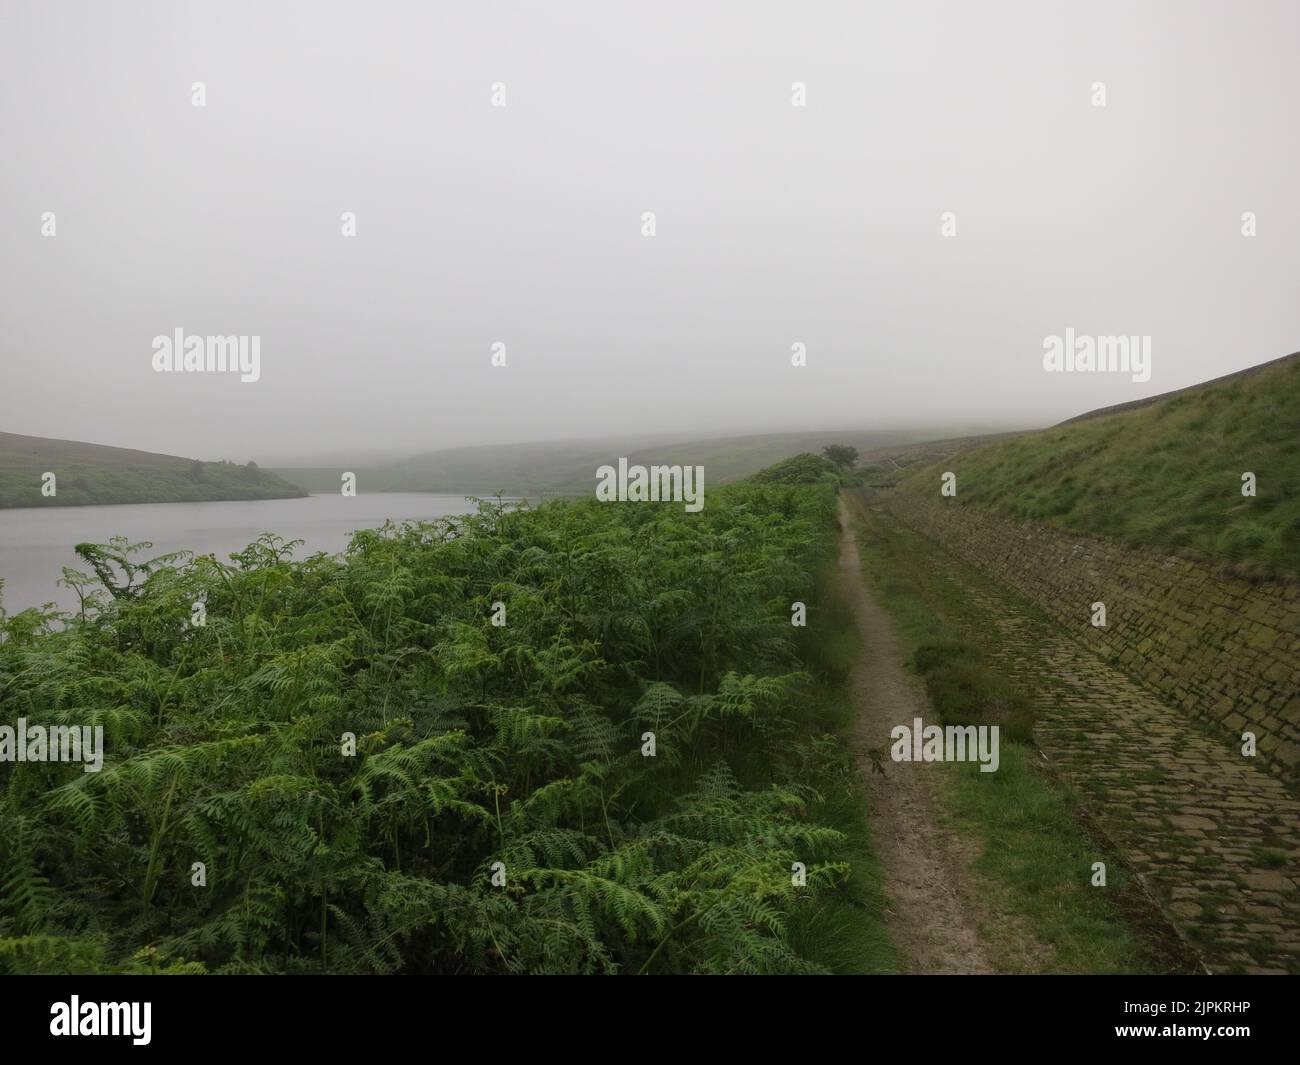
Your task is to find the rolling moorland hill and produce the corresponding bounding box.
[269,427,1001,498]
[891,352,1300,576]
[0,432,308,508]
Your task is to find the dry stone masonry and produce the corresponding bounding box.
[885,491,1300,783]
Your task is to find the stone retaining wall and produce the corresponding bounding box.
[879,489,1300,782]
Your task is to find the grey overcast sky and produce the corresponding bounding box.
[2,0,1298,464]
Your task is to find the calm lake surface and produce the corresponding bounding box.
[0,493,483,616]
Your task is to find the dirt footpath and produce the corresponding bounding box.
[837,498,994,974]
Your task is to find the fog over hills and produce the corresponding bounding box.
[268,426,1003,497]
[4,1,1299,463]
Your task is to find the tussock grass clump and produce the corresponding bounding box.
[912,640,1034,744]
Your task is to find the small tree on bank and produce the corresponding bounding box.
[821,444,859,470]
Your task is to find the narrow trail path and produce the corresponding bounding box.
[836,499,994,973]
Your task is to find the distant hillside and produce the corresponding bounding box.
[853,431,1029,484]
[898,352,1300,575]
[0,433,308,508]
[271,428,989,498]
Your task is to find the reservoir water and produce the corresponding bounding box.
[0,493,484,616]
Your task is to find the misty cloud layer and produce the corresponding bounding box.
[2,0,1297,464]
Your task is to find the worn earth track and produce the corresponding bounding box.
[837,499,994,973]
[868,498,1300,974]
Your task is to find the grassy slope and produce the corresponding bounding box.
[0,432,308,508]
[270,428,990,497]
[898,354,1300,575]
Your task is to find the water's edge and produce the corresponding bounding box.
[0,493,487,615]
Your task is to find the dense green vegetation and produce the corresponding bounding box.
[847,494,1187,973]
[0,458,894,974]
[270,428,969,497]
[899,354,1300,575]
[820,445,859,471]
[0,432,307,508]
[750,452,838,485]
